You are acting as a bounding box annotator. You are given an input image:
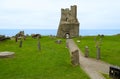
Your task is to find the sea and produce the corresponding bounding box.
[0,29,120,37]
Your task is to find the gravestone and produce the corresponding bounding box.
[85,46,89,57]
[95,41,101,60]
[31,34,41,39]
[66,39,80,66]
[0,35,10,41]
[96,47,100,60]
[38,40,41,51]
[71,50,80,66]
[19,40,22,48]
[0,35,5,41]
[56,39,62,44]
[49,35,55,39]
[15,31,24,37]
[15,36,18,42]
[0,52,14,58]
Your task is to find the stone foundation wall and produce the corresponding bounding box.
[57,23,79,38]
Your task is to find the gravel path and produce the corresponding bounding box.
[67,39,110,79]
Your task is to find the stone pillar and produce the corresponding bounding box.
[15,37,18,42]
[96,47,100,60]
[19,40,22,48]
[85,46,89,57]
[38,40,41,51]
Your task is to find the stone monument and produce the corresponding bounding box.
[71,50,80,66]
[57,5,80,38]
[0,51,14,58]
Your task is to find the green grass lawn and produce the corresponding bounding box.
[74,35,120,66]
[74,35,120,79]
[102,73,111,79]
[0,36,90,79]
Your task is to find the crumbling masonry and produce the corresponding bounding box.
[57,5,80,38]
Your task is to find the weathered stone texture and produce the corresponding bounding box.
[57,5,80,38]
[66,39,80,66]
[0,52,14,58]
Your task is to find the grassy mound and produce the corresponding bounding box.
[0,36,90,79]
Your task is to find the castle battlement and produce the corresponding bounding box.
[57,5,80,38]
[60,5,78,24]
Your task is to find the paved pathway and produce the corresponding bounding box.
[67,39,110,79]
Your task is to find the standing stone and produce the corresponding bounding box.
[96,47,100,60]
[38,40,41,51]
[56,39,62,44]
[19,40,22,48]
[85,46,89,57]
[15,37,18,42]
[71,50,79,66]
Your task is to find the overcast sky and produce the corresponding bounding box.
[0,0,120,29]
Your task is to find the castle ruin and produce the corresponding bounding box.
[57,5,80,38]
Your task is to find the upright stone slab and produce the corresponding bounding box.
[71,50,80,66]
[66,39,80,66]
[56,39,62,44]
[57,5,80,38]
[38,40,41,51]
[15,36,18,42]
[19,40,22,48]
[96,47,101,60]
[85,46,89,57]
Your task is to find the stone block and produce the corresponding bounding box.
[0,52,14,58]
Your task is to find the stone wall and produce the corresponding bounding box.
[57,5,80,38]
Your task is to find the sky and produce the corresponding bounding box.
[0,0,120,29]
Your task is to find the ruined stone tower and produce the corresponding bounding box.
[57,5,80,38]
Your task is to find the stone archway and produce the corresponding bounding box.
[65,33,70,39]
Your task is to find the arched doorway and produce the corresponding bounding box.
[65,33,70,39]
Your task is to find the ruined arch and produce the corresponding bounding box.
[64,33,70,39]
